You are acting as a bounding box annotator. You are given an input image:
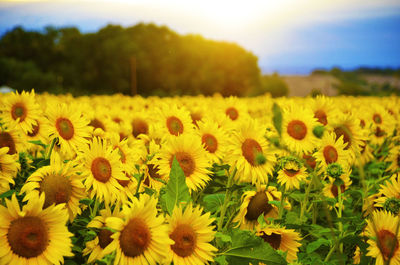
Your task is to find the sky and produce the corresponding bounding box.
[0,0,400,74]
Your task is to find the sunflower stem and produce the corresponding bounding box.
[300,172,314,222]
[91,199,99,218]
[218,167,236,232]
[278,187,286,219]
[337,184,344,254]
[324,242,338,263]
[135,173,144,195]
[46,138,57,159]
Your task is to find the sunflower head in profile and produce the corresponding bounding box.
[156,134,211,192]
[78,137,128,205]
[256,224,302,263]
[0,89,41,134]
[165,204,218,265]
[20,151,86,221]
[0,124,24,156]
[105,194,173,265]
[227,118,276,184]
[281,105,319,154]
[44,102,91,157]
[310,95,339,127]
[0,147,19,193]
[0,193,73,264]
[277,156,307,191]
[234,185,290,230]
[366,210,400,265]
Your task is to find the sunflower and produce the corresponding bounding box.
[310,95,339,126]
[195,117,229,163]
[165,204,217,265]
[107,132,141,175]
[387,146,400,173]
[368,105,396,146]
[0,147,19,193]
[356,141,374,167]
[86,108,118,138]
[281,105,319,154]
[0,90,41,134]
[104,194,173,265]
[130,110,154,139]
[83,207,123,263]
[221,96,249,123]
[256,225,302,263]
[234,185,289,230]
[227,118,276,184]
[156,134,211,192]
[43,103,91,157]
[374,174,400,209]
[142,140,167,191]
[0,124,25,156]
[22,116,49,153]
[322,169,352,200]
[365,210,400,265]
[20,152,86,221]
[78,137,128,205]
[155,103,194,138]
[277,157,307,191]
[314,132,352,172]
[0,194,73,265]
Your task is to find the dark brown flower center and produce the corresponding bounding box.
[166,116,184,136]
[287,120,307,140]
[334,126,351,150]
[89,118,105,131]
[378,229,399,259]
[39,173,73,208]
[260,232,282,250]
[303,154,316,169]
[373,113,382,124]
[170,152,195,177]
[330,184,346,197]
[7,216,49,258]
[132,119,149,138]
[245,192,273,221]
[27,121,40,137]
[91,157,112,183]
[119,217,151,258]
[55,118,74,140]
[98,229,114,249]
[241,138,262,166]
[226,107,239,120]
[323,145,338,164]
[314,109,327,125]
[11,102,27,122]
[117,173,131,187]
[202,133,218,153]
[284,169,299,177]
[375,126,385,137]
[170,223,197,257]
[0,132,17,155]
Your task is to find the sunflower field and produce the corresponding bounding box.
[0,90,399,265]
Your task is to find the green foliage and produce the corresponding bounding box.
[203,193,225,213]
[272,102,283,135]
[254,73,289,97]
[162,156,191,215]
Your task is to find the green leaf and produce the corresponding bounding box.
[79,198,93,205]
[163,157,191,215]
[306,238,330,253]
[215,232,232,243]
[289,192,305,202]
[285,211,301,225]
[214,255,228,265]
[28,140,47,148]
[36,158,50,168]
[225,229,287,265]
[203,193,225,213]
[272,103,283,135]
[257,214,267,227]
[0,189,15,199]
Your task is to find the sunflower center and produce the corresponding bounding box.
[11,102,27,122]
[287,120,307,140]
[98,229,114,249]
[260,232,282,250]
[0,132,17,155]
[330,184,346,198]
[169,152,195,177]
[39,173,73,207]
[226,107,239,120]
[55,118,75,140]
[245,192,273,221]
[113,117,122,124]
[284,169,299,177]
[7,216,49,258]
[119,217,151,258]
[117,173,131,187]
[303,154,316,169]
[314,109,327,125]
[91,157,112,183]
[373,113,382,124]
[132,119,149,137]
[202,133,218,153]
[334,126,351,150]
[27,122,40,137]
[378,229,399,259]
[170,223,197,257]
[241,138,263,166]
[190,112,202,127]
[167,116,184,136]
[323,145,338,164]
[375,127,385,137]
[89,118,106,131]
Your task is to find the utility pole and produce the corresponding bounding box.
[130,56,137,96]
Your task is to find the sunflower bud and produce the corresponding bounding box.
[384,197,400,215]
[312,125,325,138]
[326,163,343,179]
[255,152,267,166]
